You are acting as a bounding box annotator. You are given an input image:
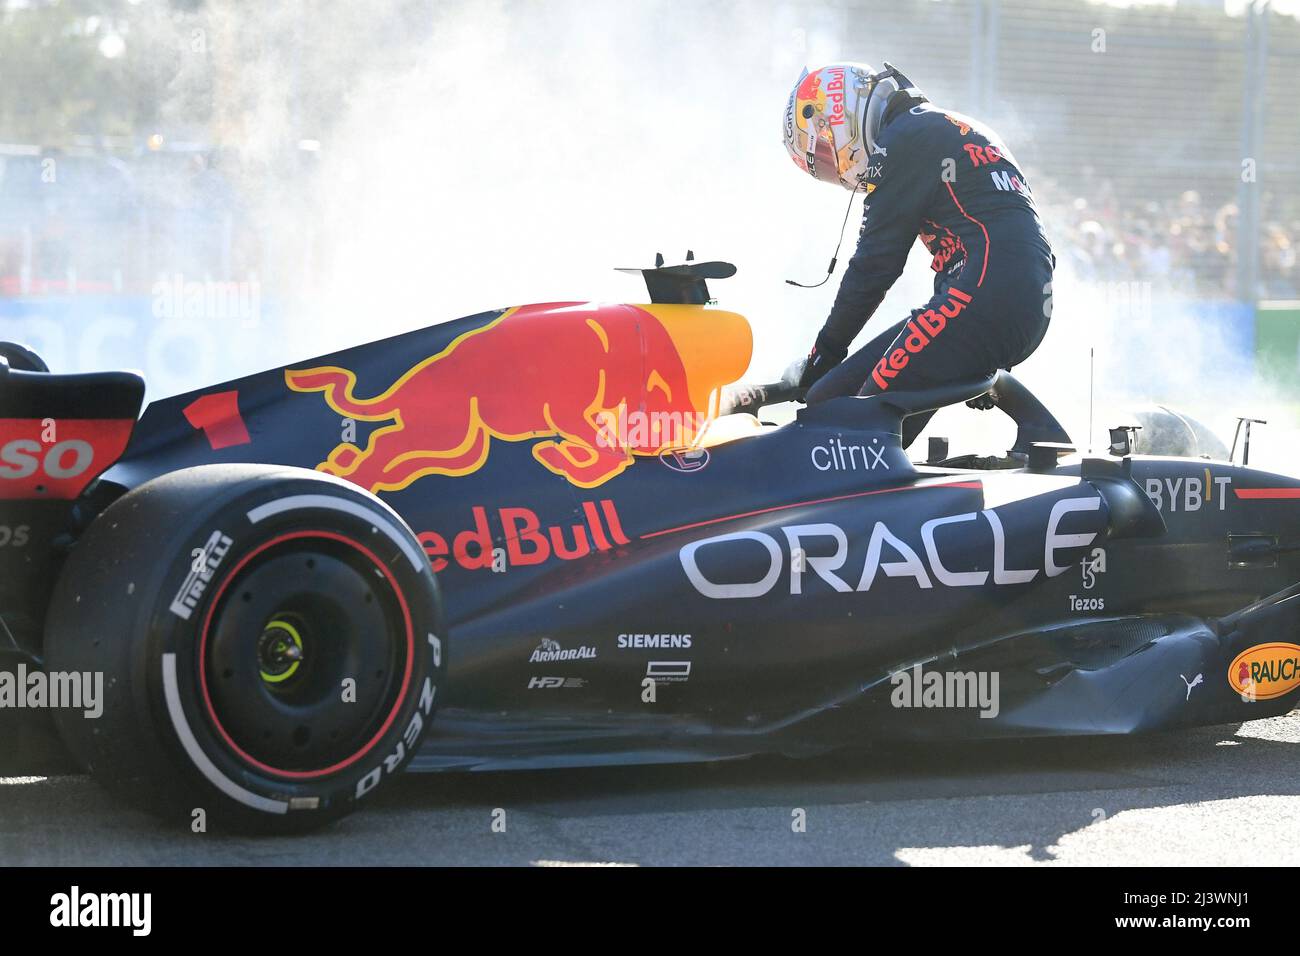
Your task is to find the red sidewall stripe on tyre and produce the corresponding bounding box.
[196,530,416,780]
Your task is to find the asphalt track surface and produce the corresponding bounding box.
[2,709,1298,866]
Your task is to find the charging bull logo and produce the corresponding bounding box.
[795,68,850,128]
[286,303,751,491]
[796,71,823,103]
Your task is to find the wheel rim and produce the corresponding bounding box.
[199,532,414,778]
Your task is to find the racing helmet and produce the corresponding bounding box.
[782,62,914,190]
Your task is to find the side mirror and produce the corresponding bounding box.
[1108,424,1141,457]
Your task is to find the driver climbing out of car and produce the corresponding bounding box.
[782,62,1055,446]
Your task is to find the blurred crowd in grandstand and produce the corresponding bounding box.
[3,144,1295,302]
[3,0,1297,306]
[0,144,261,296]
[1038,177,1298,301]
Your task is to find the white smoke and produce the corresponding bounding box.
[151,0,953,381]
[8,0,1297,471]
[220,0,862,368]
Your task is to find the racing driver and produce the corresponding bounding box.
[783,62,1054,444]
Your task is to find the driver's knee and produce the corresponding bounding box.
[805,362,860,404]
[807,319,909,404]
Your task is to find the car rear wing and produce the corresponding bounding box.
[1,358,145,653]
[0,357,145,502]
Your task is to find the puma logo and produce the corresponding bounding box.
[1180,673,1203,700]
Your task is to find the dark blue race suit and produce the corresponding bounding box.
[803,90,1055,442]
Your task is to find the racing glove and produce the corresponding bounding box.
[797,329,849,391]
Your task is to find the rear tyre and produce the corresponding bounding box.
[45,464,445,833]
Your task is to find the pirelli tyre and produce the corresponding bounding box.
[44,464,445,833]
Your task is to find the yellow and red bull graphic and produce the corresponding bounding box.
[1227,642,1300,700]
[798,67,848,128]
[945,113,972,135]
[286,302,751,491]
[920,220,967,274]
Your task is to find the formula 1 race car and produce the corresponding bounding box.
[3,256,1299,833]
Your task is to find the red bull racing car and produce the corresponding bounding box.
[3,256,1300,833]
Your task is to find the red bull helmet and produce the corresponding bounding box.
[782,62,916,191]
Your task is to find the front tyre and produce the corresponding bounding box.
[45,465,445,833]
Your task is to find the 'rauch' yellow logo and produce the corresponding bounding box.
[1227,643,1300,700]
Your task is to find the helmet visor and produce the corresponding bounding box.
[808,132,841,186]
